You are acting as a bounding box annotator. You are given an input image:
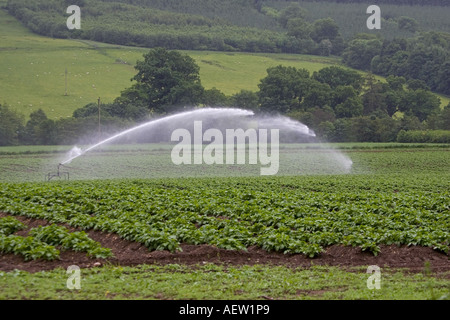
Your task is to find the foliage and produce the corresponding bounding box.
[0,217,112,260]
[230,90,259,110]
[118,48,204,113]
[0,234,60,261]
[312,66,363,90]
[342,37,382,71]
[1,263,449,300]
[29,224,113,258]
[0,173,448,257]
[0,104,24,146]
[0,217,25,235]
[258,65,311,113]
[265,1,450,40]
[397,130,450,143]
[367,32,450,95]
[4,0,299,54]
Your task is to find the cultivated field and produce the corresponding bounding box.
[0,143,449,299]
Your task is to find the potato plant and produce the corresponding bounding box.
[0,175,448,257]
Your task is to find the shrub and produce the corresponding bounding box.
[397,130,450,143]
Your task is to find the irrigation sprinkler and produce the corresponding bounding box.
[46,163,70,181]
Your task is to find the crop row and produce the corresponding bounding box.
[0,217,113,261]
[0,175,448,257]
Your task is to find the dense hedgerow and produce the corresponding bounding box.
[397,130,450,143]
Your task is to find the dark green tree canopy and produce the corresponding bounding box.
[120,48,204,113]
[313,66,363,90]
[0,104,24,146]
[258,65,311,113]
[310,18,340,43]
[342,38,383,70]
[278,3,308,29]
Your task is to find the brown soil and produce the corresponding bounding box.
[0,213,448,274]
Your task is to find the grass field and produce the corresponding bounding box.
[1,9,448,120]
[0,264,448,300]
[0,9,341,119]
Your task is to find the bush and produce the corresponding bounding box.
[397,130,450,143]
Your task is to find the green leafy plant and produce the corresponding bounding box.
[0,234,59,261]
[29,225,113,259]
[0,217,26,236]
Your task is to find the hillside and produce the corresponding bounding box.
[0,8,345,119]
[0,2,449,120]
[6,0,450,50]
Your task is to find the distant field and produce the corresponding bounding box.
[0,9,341,119]
[0,143,448,182]
[0,9,449,120]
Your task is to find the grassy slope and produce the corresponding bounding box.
[0,9,342,119]
[0,9,449,120]
[0,9,138,119]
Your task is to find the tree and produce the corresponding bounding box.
[310,18,339,43]
[286,18,311,40]
[437,60,450,95]
[301,81,332,110]
[312,66,364,90]
[335,97,363,118]
[258,65,311,113]
[407,79,430,91]
[400,89,441,121]
[73,102,148,122]
[386,75,406,91]
[202,87,229,106]
[22,109,48,145]
[120,48,204,113]
[426,104,450,130]
[383,90,403,117]
[331,85,360,109]
[0,104,24,146]
[397,16,419,33]
[231,90,259,110]
[317,39,332,56]
[362,74,387,116]
[342,37,382,70]
[310,18,344,55]
[279,3,308,29]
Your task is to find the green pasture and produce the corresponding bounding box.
[0,9,338,119]
[2,9,447,120]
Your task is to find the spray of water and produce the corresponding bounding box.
[61,108,254,165]
[62,146,82,164]
[59,107,352,176]
[257,115,316,137]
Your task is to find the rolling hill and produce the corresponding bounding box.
[0,7,448,119]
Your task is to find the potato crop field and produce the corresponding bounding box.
[0,143,448,300]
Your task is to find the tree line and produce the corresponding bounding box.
[5,0,347,55]
[1,48,448,146]
[342,32,450,95]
